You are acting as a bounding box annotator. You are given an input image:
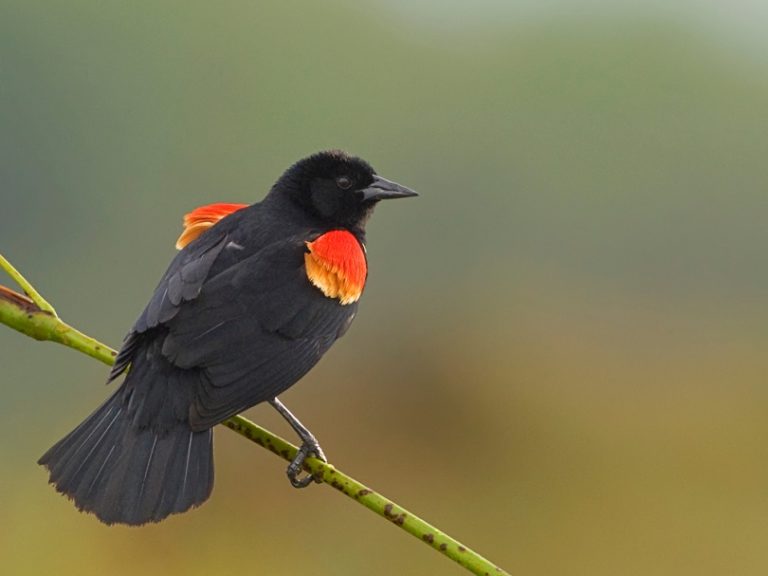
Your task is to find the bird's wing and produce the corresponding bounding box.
[109,215,239,381]
[157,237,356,429]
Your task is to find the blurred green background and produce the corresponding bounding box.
[2,1,767,575]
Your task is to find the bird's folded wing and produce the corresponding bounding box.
[158,239,356,429]
[109,227,233,381]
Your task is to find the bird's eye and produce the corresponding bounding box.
[336,176,352,190]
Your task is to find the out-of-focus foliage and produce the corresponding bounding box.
[1,2,767,575]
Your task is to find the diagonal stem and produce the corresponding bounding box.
[0,255,510,576]
[0,253,57,316]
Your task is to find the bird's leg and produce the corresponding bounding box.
[269,397,326,488]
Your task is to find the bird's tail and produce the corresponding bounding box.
[38,381,214,526]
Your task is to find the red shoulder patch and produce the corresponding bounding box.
[305,230,367,305]
[176,202,248,249]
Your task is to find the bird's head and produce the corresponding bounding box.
[271,150,417,229]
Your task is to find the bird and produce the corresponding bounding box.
[38,150,417,526]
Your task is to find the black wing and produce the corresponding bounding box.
[111,215,356,430]
[160,237,356,429]
[109,221,233,381]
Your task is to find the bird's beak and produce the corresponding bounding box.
[360,175,419,202]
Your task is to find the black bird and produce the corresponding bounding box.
[39,150,417,525]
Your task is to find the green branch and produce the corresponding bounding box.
[0,253,509,576]
[0,254,57,315]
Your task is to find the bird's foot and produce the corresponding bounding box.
[287,440,327,488]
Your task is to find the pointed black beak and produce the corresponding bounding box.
[360,175,418,202]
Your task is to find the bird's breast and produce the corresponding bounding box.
[304,230,367,305]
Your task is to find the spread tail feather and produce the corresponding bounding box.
[38,386,214,526]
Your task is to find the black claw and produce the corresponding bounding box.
[270,398,327,488]
[286,441,326,489]
[290,473,315,489]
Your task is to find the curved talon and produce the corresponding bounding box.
[286,442,326,489]
[289,471,315,489]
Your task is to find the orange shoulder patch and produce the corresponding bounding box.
[304,230,367,305]
[175,203,249,249]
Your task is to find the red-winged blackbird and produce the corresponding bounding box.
[39,151,417,525]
